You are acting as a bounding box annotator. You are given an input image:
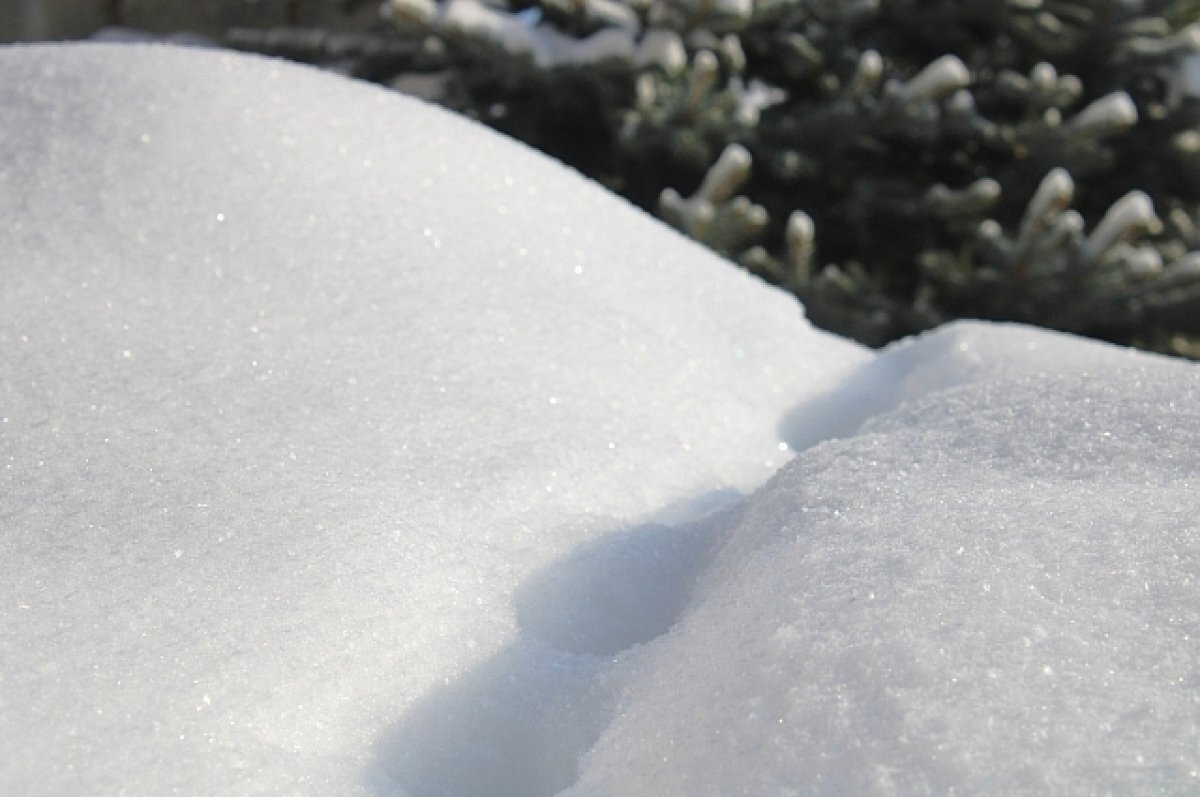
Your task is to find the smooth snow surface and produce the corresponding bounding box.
[1,43,1197,797]
[0,43,863,795]
[571,324,1200,796]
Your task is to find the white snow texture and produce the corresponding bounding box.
[0,43,1197,796]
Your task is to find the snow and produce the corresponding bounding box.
[570,325,1200,795]
[0,43,1197,796]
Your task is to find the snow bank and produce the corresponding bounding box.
[0,43,862,795]
[1,43,1197,797]
[572,322,1200,795]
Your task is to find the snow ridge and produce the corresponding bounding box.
[0,42,862,796]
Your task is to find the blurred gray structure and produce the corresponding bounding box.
[0,0,374,41]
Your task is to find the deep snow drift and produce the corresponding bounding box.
[1,44,1197,796]
[570,324,1200,795]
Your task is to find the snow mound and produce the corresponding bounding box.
[572,322,1200,796]
[0,43,864,795]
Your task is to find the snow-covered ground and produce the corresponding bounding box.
[1,44,1196,796]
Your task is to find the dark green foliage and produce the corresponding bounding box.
[228,0,1200,355]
